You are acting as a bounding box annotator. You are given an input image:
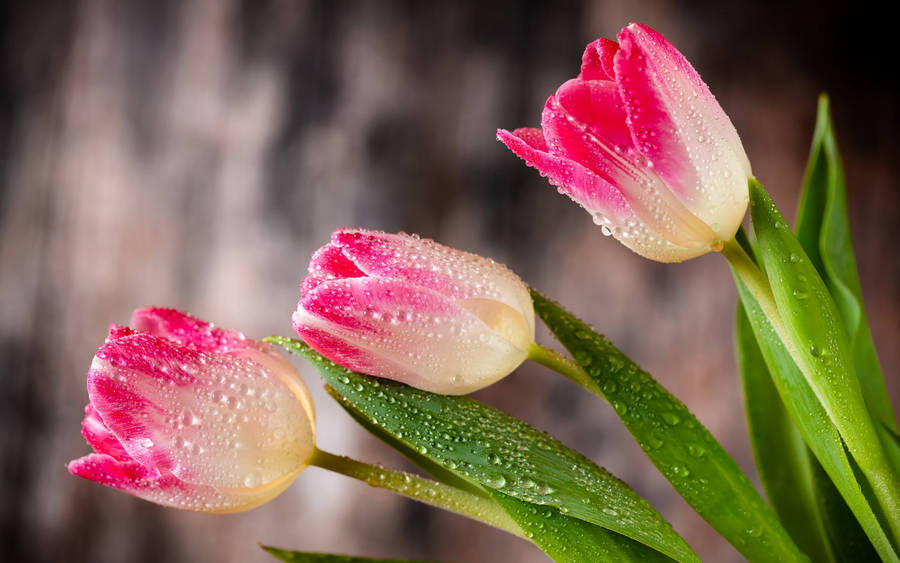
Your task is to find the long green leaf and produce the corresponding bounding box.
[270,337,697,563]
[735,302,833,561]
[749,179,900,540]
[329,386,487,497]
[261,546,438,563]
[330,385,672,563]
[531,290,806,562]
[491,491,674,562]
[794,95,900,465]
[733,275,894,561]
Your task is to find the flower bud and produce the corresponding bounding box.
[68,308,316,513]
[292,229,534,394]
[498,23,751,262]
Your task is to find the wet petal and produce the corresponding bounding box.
[293,276,528,394]
[580,38,620,81]
[331,229,533,332]
[87,334,315,490]
[615,23,750,238]
[67,453,300,513]
[130,308,253,354]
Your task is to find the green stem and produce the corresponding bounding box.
[721,239,791,351]
[309,448,526,539]
[527,342,597,391]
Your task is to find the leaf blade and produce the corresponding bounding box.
[749,179,900,539]
[532,290,806,562]
[270,337,697,563]
[794,94,900,445]
[735,301,833,562]
[733,275,894,561]
[491,491,674,563]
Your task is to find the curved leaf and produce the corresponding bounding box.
[491,491,674,562]
[733,275,894,561]
[794,94,900,461]
[737,300,879,561]
[269,337,697,563]
[749,179,900,541]
[532,290,806,562]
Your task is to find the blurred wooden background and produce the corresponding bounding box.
[1,1,897,561]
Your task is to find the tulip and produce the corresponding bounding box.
[68,308,316,513]
[292,228,534,395]
[498,23,751,262]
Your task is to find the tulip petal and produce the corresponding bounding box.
[615,23,750,238]
[67,453,300,513]
[88,333,315,490]
[131,307,253,354]
[543,82,717,248]
[330,229,534,334]
[497,127,631,224]
[580,38,619,81]
[302,242,367,296]
[81,404,131,462]
[293,277,528,394]
[498,126,711,262]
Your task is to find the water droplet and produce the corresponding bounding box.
[534,483,555,495]
[671,465,691,478]
[661,412,681,426]
[243,470,262,488]
[486,475,507,489]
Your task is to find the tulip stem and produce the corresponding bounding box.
[527,342,601,391]
[720,238,791,348]
[309,448,527,539]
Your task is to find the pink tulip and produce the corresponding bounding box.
[498,23,751,262]
[68,308,316,513]
[292,229,534,395]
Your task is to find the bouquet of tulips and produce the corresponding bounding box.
[68,23,899,563]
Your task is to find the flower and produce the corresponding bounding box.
[292,228,534,395]
[67,308,316,513]
[498,23,751,262]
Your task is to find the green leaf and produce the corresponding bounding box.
[490,491,674,562]
[334,388,673,563]
[794,94,900,458]
[733,275,894,562]
[270,337,697,563]
[736,302,831,561]
[260,546,438,563]
[749,179,900,540]
[329,386,487,498]
[332,387,671,562]
[531,290,806,563]
[737,301,870,562]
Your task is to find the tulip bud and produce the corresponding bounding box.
[498,23,751,262]
[68,308,316,513]
[292,229,535,395]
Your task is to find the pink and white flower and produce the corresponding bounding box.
[68,308,316,513]
[292,229,534,395]
[498,23,751,262]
